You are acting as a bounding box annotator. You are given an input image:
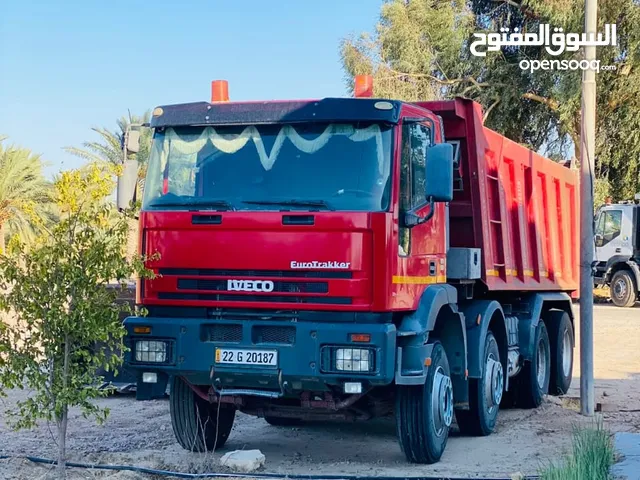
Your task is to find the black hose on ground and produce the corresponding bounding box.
[0,455,539,480]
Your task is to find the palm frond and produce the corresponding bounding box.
[0,140,54,248]
[62,146,107,164]
[67,112,152,171]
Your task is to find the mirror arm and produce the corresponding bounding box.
[122,129,129,164]
[423,196,436,223]
[404,197,435,228]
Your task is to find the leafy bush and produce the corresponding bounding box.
[539,420,614,480]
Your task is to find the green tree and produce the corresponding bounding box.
[0,163,156,479]
[341,0,640,202]
[0,136,54,253]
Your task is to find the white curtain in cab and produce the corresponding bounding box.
[154,123,386,174]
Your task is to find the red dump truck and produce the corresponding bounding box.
[120,76,579,464]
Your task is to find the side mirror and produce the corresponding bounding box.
[126,130,141,154]
[403,142,455,228]
[424,143,454,202]
[594,234,604,248]
[117,159,139,210]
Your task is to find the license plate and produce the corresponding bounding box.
[215,348,278,366]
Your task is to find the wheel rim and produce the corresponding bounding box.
[562,329,572,377]
[431,366,454,437]
[536,340,547,389]
[483,353,504,413]
[614,279,627,299]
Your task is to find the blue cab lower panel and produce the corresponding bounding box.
[123,316,397,397]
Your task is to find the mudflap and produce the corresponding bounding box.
[135,372,170,400]
[395,343,435,385]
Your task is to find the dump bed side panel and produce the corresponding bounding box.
[416,98,579,292]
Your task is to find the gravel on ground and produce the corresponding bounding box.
[1,304,638,480]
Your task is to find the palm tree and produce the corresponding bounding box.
[0,136,54,253]
[64,110,152,176]
[64,111,153,206]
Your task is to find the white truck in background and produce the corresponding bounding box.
[594,195,640,307]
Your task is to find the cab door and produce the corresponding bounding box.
[595,206,633,262]
[391,105,447,309]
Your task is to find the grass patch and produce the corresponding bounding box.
[539,419,614,480]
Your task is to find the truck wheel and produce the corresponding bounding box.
[455,331,503,436]
[499,386,517,409]
[610,270,638,307]
[169,376,235,452]
[547,310,574,395]
[516,321,551,409]
[396,341,453,464]
[264,416,302,427]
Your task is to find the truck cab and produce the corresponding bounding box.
[120,77,578,465]
[594,199,640,307]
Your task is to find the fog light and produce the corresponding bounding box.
[335,348,371,372]
[135,340,167,363]
[142,372,158,384]
[344,382,362,394]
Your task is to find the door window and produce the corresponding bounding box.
[595,210,622,246]
[399,122,431,256]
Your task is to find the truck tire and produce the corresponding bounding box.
[455,331,503,436]
[395,341,453,464]
[610,270,638,308]
[264,416,302,427]
[169,376,235,452]
[546,310,574,395]
[499,386,517,409]
[516,321,551,409]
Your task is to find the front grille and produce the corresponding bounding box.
[158,292,352,304]
[160,268,353,279]
[202,324,243,342]
[178,279,328,294]
[252,325,296,345]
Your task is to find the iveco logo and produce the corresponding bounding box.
[227,279,275,293]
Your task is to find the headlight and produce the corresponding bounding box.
[135,340,167,363]
[336,348,371,372]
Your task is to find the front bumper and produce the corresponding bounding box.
[123,316,397,399]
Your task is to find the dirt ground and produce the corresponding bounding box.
[1,304,639,480]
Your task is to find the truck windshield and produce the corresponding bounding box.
[142,122,393,212]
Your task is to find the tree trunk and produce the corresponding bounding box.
[572,134,581,170]
[57,405,68,479]
[0,222,5,254]
[57,337,71,479]
[571,114,582,170]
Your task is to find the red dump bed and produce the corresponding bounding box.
[418,99,579,293]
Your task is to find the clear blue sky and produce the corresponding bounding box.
[0,0,381,178]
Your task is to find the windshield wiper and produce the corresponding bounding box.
[148,198,236,211]
[242,199,335,211]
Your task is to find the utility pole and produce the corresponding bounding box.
[579,0,597,417]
